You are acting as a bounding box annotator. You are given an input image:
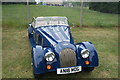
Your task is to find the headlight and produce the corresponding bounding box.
[81,49,90,58]
[45,52,55,62]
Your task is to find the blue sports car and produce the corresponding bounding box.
[28,16,99,78]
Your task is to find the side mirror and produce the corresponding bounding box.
[28,23,32,27]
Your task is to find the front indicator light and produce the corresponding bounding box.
[46,65,51,70]
[85,61,90,65]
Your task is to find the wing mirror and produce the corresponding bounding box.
[28,23,32,27]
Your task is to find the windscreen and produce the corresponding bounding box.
[35,17,68,28]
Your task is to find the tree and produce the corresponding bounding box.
[89,2,119,14]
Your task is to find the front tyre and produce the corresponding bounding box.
[34,74,44,79]
[82,67,94,72]
[34,74,39,79]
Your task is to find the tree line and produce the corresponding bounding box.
[2,2,119,14]
[89,2,119,14]
[2,2,35,5]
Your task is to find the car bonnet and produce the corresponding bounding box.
[36,25,74,46]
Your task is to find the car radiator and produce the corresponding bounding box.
[60,48,76,67]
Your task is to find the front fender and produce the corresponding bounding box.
[32,46,60,74]
[76,42,99,67]
[32,45,46,74]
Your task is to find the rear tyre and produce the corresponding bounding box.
[83,67,94,72]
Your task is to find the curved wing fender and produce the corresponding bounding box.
[76,42,99,67]
[28,26,33,34]
[28,27,36,47]
[32,46,46,74]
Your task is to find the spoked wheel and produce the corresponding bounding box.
[82,67,94,72]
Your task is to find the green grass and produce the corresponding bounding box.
[2,5,118,78]
[2,5,118,27]
[2,27,118,78]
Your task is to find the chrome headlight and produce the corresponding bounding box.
[45,52,55,62]
[81,49,90,58]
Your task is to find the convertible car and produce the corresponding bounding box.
[28,16,99,77]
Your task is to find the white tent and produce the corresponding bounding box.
[35,0,40,4]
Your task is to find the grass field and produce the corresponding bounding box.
[2,5,118,27]
[2,5,118,78]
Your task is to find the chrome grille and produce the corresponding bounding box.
[60,48,76,67]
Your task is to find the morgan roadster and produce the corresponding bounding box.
[28,16,99,77]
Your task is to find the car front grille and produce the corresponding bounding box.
[60,48,76,67]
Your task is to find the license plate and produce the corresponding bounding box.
[57,66,82,74]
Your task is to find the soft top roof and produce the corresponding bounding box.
[34,16,69,28]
